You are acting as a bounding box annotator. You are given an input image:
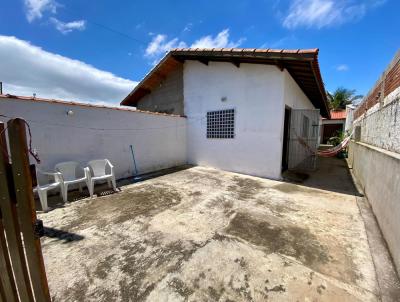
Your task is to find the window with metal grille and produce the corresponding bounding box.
[206,109,235,139]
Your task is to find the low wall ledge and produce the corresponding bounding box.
[351,140,400,161]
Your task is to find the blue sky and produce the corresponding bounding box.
[0,0,399,104]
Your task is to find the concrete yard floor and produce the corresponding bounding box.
[39,158,400,301]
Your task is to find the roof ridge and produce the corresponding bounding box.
[170,47,319,53]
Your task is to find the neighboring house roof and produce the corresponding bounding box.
[329,110,347,120]
[0,94,184,117]
[121,48,330,118]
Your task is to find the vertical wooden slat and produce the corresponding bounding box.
[8,118,51,302]
[0,121,18,302]
[0,217,18,302]
[0,121,33,302]
[0,276,5,302]
[0,221,7,302]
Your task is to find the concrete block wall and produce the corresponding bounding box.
[0,97,187,180]
[136,65,184,115]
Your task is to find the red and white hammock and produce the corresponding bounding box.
[317,135,351,157]
[296,132,352,158]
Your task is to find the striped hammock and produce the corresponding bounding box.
[296,131,353,158]
[317,135,352,157]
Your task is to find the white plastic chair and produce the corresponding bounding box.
[84,159,117,198]
[33,169,64,212]
[55,161,88,202]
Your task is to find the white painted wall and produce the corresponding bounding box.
[349,141,400,274]
[1,63,317,182]
[183,61,316,179]
[0,98,187,179]
[345,105,355,132]
[282,70,315,110]
[282,70,319,168]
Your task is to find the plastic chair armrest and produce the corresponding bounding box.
[53,172,64,183]
[105,159,114,169]
[37,169,63,183]
[84,167,92,181]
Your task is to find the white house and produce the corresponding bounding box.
[345,104,356,132]
[122,48,330,179]
[0,48,330,181]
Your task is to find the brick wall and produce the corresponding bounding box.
[385,59,400,97]
[354,50,400,119]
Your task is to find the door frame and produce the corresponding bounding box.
[281,106,291,171]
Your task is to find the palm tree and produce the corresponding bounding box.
[327,87,363,110]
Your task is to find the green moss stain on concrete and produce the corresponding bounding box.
[225,212,329,269]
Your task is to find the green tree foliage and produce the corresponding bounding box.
[327,87,363,110]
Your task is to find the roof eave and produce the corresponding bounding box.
[120,52,174,106]
[121,48,330,118]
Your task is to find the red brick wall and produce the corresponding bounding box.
[354,52,400,119]
[385,60,400,97]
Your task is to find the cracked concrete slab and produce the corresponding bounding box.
[38,160,398,301]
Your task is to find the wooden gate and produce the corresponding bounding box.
[0,118,50,302]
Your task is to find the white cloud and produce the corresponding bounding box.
[24,0,57,22]
[145,29,245,62]
[282,0,384,29]
[145,34,187,57]
[191,29,245,48]
[336,64,349,71]
[50,17,86,34]
[0,36,137,105]
[24,0,87,35]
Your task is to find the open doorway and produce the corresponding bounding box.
[282,106,291,171]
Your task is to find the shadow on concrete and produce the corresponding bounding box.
[119,164,193,186]
[35,165,193,212]
[42,226,84,244]
[282,156,363,196]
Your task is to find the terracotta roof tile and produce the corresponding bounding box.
[267,49,284,53]
[329,110,347,119]
[170,47,319,55]
[255,49,270,53]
